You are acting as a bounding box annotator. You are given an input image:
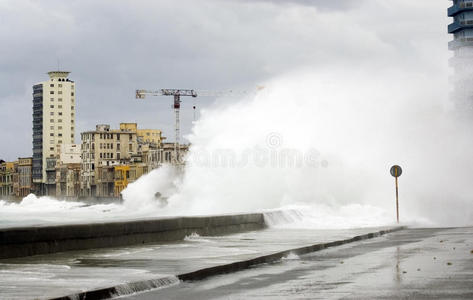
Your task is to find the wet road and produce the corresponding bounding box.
[125,227,473,299]
[0,227,391,299]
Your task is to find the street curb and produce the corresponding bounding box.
[49,226,405,300]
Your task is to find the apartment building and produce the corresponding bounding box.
[55,144,81,197]
[32,71,76,195]
[80,124,138,196]
[0,161,16,197]
[17,157,32,197]
[119,123,164,147]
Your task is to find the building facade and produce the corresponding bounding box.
[162,142,189,164]
[32,71,76,194]
[17,157,32,197]
[448,0,473,110]
[55,144,81,198]
[119,123,164,147]
[0,162,15,197]
[80,124,138,196]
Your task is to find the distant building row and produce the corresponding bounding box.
[1,123,187,199]
[0,158,33,198]
[1,71,188,199]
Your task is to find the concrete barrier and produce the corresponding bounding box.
[0,213,265,259]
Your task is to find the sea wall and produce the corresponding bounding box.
[0,213,265,259]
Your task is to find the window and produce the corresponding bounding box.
[50,84,54,87]
[117,143,120,150]
[58,140,62,144]
[50,140,54,144]
[58,126,62,130]
[117,134,120,140]
[129,144,132,151]
[71,113,74,117]
[111,143,113,149]
[50,91,54,94]
[50,98,54,102]
[58,91,62,95]
[71,106,74,110]
[58,119,62,123]
[50,112,54,116]
[50,147,54,151]
[71,134,74,139]
[50,126,54,130]
[71,92,74,96]
[50,133,54,136]
[50,119,54,123]
[58,84,62,87]
[111,153,114,159]
[59,112,62,116]
[58,98,63,102]
[50,105,54,108]
[58,133,62,137]
[117,153,120,160]
[58,105,62,109]
[100,153,102,158]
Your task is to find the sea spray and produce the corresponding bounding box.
[2,69,472,228]
[122,69,473,227]
[121,164,181,211]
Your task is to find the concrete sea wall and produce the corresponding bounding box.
[0,213,265,259]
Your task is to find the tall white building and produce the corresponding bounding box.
[32,71,76,194]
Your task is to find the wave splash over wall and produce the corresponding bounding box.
[2,69,472,229]
[121,69,472,228]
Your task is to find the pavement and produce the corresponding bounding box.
[0,227,393,299]
[124,227,473,300]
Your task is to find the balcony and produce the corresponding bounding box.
[448,2,473,17]
[448,20,473,33]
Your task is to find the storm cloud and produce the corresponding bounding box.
[0,0,450,161]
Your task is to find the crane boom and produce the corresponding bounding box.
[136,89,244,99]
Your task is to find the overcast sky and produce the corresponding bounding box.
[0,0,450,161]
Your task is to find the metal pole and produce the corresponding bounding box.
[395,176,399,224]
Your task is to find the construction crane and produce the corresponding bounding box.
[135,88,248,164]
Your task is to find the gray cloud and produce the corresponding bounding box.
[241,0,365,10]
[0,0,450,161]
